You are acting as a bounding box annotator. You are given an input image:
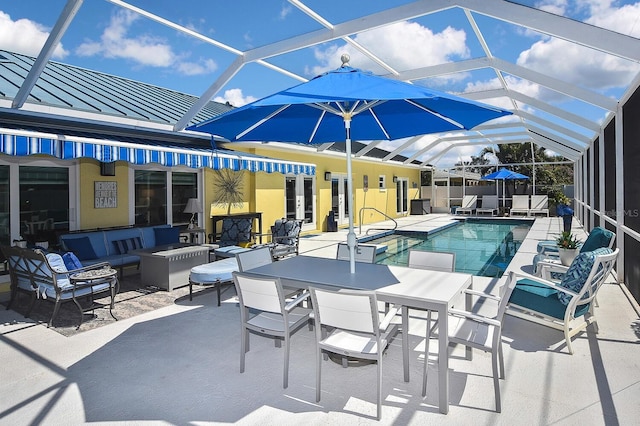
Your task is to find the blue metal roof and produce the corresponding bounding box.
[0,50,232,127]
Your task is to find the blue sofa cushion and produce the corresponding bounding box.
[154,226,180,245]
[112,236,143,254]
[557,247,612,305]
[63,236,98,261]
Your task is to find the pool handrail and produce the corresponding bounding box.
[359,207,398,235]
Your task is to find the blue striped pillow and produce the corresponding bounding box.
[112,237,143,254]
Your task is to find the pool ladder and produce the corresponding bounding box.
[359,207,398,236]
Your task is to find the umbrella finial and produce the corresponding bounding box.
[340,54,350,67]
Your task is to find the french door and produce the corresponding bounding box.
[285,175,315,228]
[331,174,350,225]
[396,177,409,214]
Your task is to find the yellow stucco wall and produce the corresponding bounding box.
[224,143,422,231]
[79,159,130,229]
[75,147,421,236]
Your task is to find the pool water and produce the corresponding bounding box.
[366,219,532,277]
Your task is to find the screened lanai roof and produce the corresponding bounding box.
[0,0,639,167]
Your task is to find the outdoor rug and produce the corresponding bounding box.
[0,271,227,337]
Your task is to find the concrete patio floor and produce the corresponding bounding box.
[1,215,639,425]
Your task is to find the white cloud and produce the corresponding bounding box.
[309,21,469,77]
[213,88,257,107]
[535,0,569,15]
[176,58,217,76]
[279,4,293,20]
[0,11,68,59]
[516,2,640,91]
[77,10,174,67]
[76,9,218,76]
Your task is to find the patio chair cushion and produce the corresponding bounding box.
[556,247,612,305]
[580,227,614,253]
[218,218,253,247]
[63,236,98,261]
[45,253,72,290]
[271,218,300,245]
[510,279,590,320]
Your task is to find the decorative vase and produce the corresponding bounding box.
[558,248,578,266]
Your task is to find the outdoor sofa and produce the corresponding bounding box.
[59,224,182,276]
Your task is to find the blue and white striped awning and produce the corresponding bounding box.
[0,130,316,175]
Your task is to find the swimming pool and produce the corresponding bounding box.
[364,219,532,277]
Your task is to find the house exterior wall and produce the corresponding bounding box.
[228,143,422,231]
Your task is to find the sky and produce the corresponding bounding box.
[0,0,639,168]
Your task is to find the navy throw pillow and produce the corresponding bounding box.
[154,226,180,246]
[62,252,83,270]
[63,236,97,261]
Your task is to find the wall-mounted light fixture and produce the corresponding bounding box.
[392,175,398,183]
[324,171,332,181]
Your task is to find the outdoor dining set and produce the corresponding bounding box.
[1,215,619,420]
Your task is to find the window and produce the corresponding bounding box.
[20,166,69,245]
[379,175,386,190]
[135,169,198,226]
[135,170,167,226]
[172,172,198,225]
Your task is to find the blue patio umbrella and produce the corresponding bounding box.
[481,168,530,208]
[189,56,511,272]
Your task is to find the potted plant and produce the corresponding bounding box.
[556,231,580,266]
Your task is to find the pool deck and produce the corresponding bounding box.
[1,215,639,425]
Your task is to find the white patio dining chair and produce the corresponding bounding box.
[236,246,272,272]
[444,273,518,412]
[309,287,399,420]
[509,195,529,216]
[232,271,311,388]
[336,242,377,263]
[407,249,455,396]
[476,195,499,216]
[455,195,477,215]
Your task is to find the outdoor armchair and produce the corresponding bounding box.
[533,226,615,275]
[213,217,254,247]
[232,271,311,388]
[476,195,499,216]
[252,218,302,260]
[2,245,118,328]
[455,195,477,215]
[508,247,618,354]
[309,287,399,420]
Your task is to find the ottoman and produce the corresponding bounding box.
[189,257,239,305]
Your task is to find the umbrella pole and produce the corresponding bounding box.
[345,118,356,273]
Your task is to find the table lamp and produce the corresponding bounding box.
[184,198,202,229]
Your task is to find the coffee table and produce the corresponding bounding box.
[134,245,210,291]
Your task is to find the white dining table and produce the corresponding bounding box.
[246,255,473,414]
